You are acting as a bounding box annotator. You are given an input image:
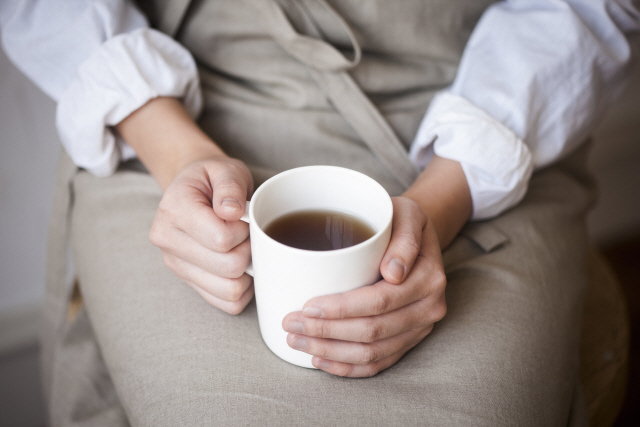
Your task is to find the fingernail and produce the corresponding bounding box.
[284,320,304,334]
[388,258,406,282]
[303,306,323,318]
[314,359,331,370]
[221,198,241,211]
[288,334,307,351]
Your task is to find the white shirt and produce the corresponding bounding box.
[1,0,639,219]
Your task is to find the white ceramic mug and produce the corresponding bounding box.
[240,165,393,368]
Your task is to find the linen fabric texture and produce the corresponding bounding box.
[43,0,596,425]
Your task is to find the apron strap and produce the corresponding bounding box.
[254,0,420,190]
[258,0,361,71]
[137,0,193,37]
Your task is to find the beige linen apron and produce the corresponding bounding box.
[43,1,593,425]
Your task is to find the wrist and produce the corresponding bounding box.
[115,97,227,190]
[402,156,472,249]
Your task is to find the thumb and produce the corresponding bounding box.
[380,197,426,284]
[209,159,253,222]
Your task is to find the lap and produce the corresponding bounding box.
[65,149,594,426]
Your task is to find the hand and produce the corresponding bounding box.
[149,156,255,315]
[114,98,256,315]
[282,197,447,377]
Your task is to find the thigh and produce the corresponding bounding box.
[69,149,593,427]
[429,152,594,426]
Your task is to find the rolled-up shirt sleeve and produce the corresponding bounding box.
[409,0,640,220]
[0,0,202,177]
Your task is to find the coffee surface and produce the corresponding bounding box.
[264,209,375,251]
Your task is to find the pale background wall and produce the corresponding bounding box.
[0,43,639,425]
[0,47,59,354]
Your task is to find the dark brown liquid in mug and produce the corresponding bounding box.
[264,210,376,251]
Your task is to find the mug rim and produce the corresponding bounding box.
[248,165,393,256]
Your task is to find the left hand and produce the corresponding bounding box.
[282,196,447,377]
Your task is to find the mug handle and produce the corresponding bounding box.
[239,201,254,276]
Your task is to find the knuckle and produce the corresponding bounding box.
[148,227,162,248]
[397,233,421,257]
[149,221,169,249]
[363,319,384,343]
[396,197,426,223]
[315,321,331,339]
[228,159,252,180]
[337,364,355,377]
[211,230,235,253]
[420,269,446,299]
[361,344,381,364]
[431,300,448,323]
[338,304,349,320]
[156,200,178,224]
[360,362,382,378]
[226,281,245,302]
[226,302,245,316]
[410,200,428,223]
[221,159,243,173]
[362,367,380,378]
[217,178,243,192]
[395,227,420,245]
[418,295,447,324]
[224,254,247,279]
[433,269,447,290]
[316,343,332,359]
[372,292,392,315]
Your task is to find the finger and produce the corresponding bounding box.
[162,251,253,302]
[380,197,426,284]
[300,277,420,320]
[283,297,442,343]
[302,219,446,320]
[286,326,430,367]
[208,159,253,222]
[310,334,427,378]
[313,351,405,378]
[158,228,251,278]
[151,189,250,254]
[415,216,446,281]
[186,278,255,316]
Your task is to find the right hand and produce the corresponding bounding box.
[149,156,255,315]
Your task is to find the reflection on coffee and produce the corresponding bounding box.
[264,210,375,251]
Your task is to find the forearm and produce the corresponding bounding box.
[409,1,639,223]
[402,156,472,249]
[115,97,227,190]
[116,97,472,245]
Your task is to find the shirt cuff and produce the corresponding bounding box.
[409,92,534,220]
[55,27,203,177]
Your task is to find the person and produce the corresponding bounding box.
[1,0,639,425]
